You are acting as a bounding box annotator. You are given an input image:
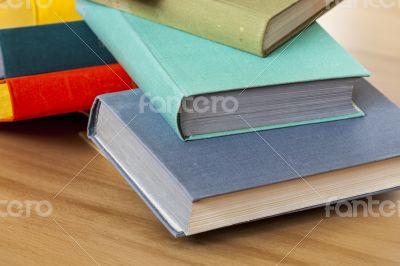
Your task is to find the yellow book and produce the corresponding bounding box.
[0,81,13,121]
[0,0,81,29]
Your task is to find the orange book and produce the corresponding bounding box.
[0,64,135,122]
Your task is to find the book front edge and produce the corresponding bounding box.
[87,98,185,238]
[186,104,364,141]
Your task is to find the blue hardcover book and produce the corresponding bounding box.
[88,79,400,237]
[78,0,369,141]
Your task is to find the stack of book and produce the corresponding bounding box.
[80,0,400,237]
[0,0,134,122]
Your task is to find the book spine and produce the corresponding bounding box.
[87,96,184,237]
[0,81,13,121]
[0,0,81,29]
[0,1,36,29]
[3,64,134,122]
[78,0,186,139]
[36,0,82,24]
[0,21,117,78]
[91,0,268,56]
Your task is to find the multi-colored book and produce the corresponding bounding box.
[88,80,400,236]
[0,0,81,29]
[0,21,135,122]
[78,0,369,141]
[90,0,342,56]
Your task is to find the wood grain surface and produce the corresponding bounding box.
[0,1,399,265]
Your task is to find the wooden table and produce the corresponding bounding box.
[0,2,399,265]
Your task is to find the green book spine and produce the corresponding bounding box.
[90,0,339,57]
[79,0,184,138]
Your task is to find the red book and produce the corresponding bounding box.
[0,64,135,122]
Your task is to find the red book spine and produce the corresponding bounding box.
[6,64,135,121]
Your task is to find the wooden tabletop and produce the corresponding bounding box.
[0,2,399,265]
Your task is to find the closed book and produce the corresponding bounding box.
[0,64,135,122]
[90,0,341,56]
[0,21,116,79]
[0,0,81,29]
[0,20,135,121]
[88,79,400,237]
[78,0,369,141]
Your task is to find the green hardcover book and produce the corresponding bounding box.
[78,0,369,141]
[90,0,342,56]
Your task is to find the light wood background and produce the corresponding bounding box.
[0,1,399,265]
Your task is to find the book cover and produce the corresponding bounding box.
[90,0,341,56]
[0,64,135,122]
[78,0,369,140]
[0,0,81,29]
[88,79,400,236]
[0,21,116,78]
